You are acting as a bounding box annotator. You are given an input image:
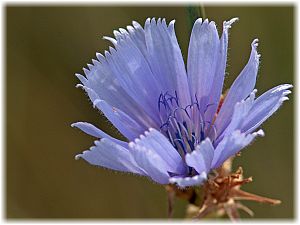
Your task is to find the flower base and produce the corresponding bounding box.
[166,157,281,220]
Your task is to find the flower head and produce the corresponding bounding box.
[72,18,292,188]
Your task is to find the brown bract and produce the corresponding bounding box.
[165,157,281,221]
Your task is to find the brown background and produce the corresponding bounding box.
[6,5,294,219]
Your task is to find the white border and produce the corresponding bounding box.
[0,0,298,224]
[0,0,298,5]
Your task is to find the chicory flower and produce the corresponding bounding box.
[72,18,292,188]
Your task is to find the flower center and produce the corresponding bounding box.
[158,91,217,158]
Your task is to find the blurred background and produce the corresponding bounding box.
[6,5,294,219]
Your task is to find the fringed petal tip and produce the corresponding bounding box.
[191,18,216,30]
[252,38,259,47]
[132,20,141,28]
[144,17,174,28]
[71,121,100,137]
[77,55,104,75]
[252,88,258,94]
[253,129,265,137]
[95,52,104,61]
[281,96,289,102]
[275,84,293,92]
[103,36,117,46]
[70,122,78,128]
[194,18,203,25]
[75,83,83,89]
[128,128,153,147]
[169,19,176,26]
[169,172,207,189]
[75,141,102,161]
[74,73,87,85]
[128,127,156,145]
[118,27,129,35]
[251,38,261,62]
[271,83,293,103]
[193,18,216,28]
[224,17,239,29]
[75,153,84,160]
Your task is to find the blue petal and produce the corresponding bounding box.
[163,19,191,106]
[113,21,149,69]
[75,73,88,85]
[78,85,147,140]
[187,19,219,110]
[211,129,265,169]
[109,22,162,113]
[94,99,146,140]
[241,84,292,133]
[76,61,156,129]
[112,21,151,74]
[144,18,191,106]
[215,89,256,143]
[130,128,186,175]
[215,39,260,135]
[105,18,191,122]
[185,138,214,174]
[169,172,207,188]
[129,142,170,184]
[75,138,146,175]
[104,41,161,124]
[204,18,238,123]
[71,122,127,147]
[76,84,146,140]
[116,19,190,107]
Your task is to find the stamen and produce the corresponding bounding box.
[166,129,175,146]
[203,102,218,114]
[158,91,218,162]
[160,121,169,130]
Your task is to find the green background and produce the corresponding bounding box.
[6,5,294,219]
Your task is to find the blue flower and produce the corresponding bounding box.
[72,18,292,188]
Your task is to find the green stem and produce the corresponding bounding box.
[186,5,206,33]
